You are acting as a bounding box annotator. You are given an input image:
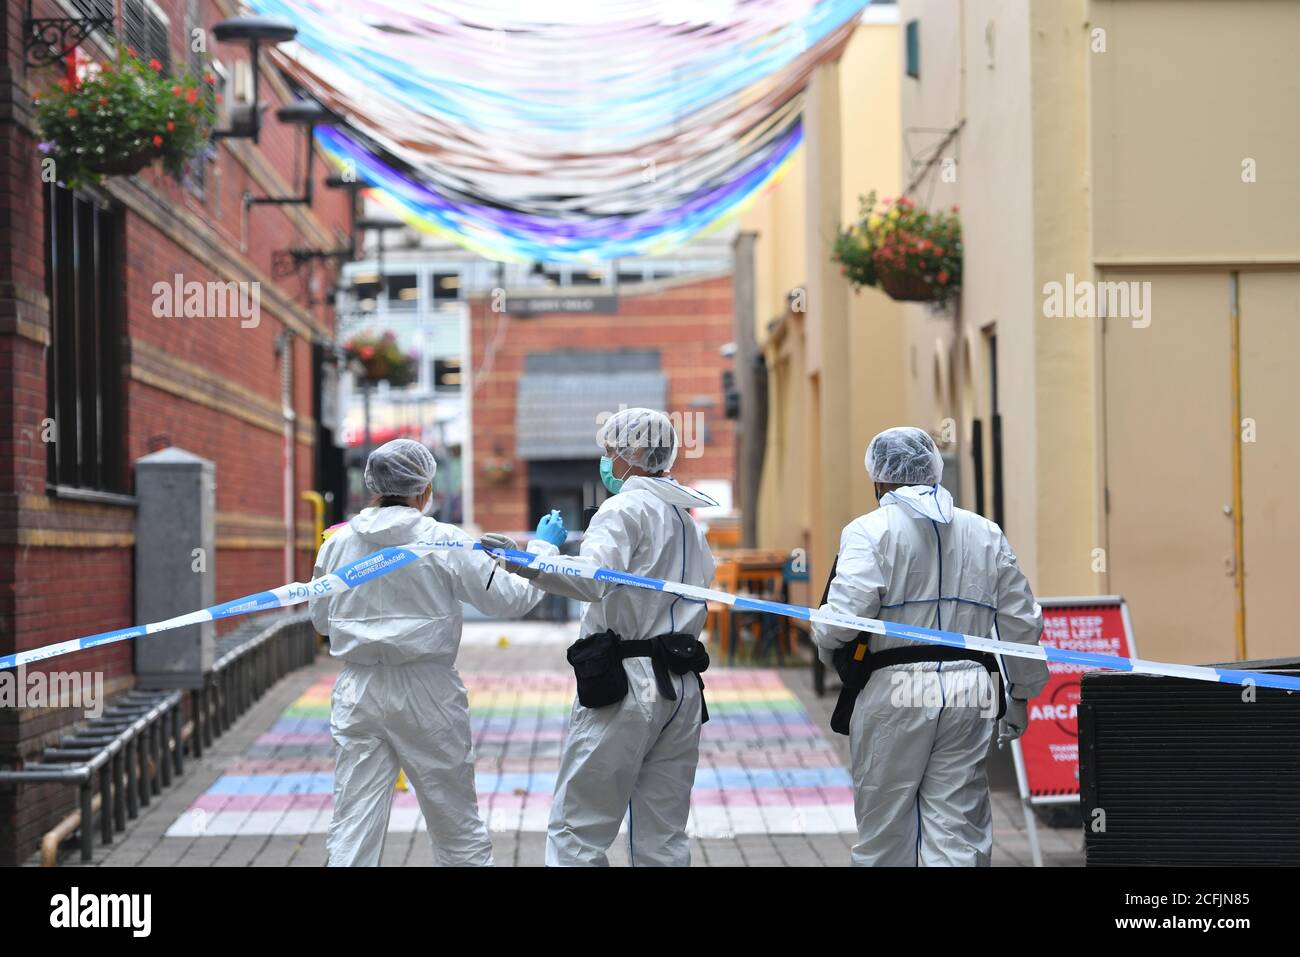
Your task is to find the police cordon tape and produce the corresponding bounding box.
[4,539,1299,693]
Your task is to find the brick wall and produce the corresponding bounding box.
[469,274,737,533]
[0,0,351,863]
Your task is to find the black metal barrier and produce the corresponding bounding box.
[1079,656,1300,866]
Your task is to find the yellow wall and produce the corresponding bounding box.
[1089,0,1300,263]
[745,13,904,581]
[1087,0,1300,661]
[879,0,1300,665]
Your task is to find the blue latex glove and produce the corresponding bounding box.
[536,509,568,548]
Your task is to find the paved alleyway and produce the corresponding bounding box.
[64,622,1083,867]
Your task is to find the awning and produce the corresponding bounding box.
[516,371,667,460]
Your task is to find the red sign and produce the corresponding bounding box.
[1016,601,1134,800]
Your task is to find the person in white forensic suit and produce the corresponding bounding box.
[812,427,1049,866]
[487,408,717,866]
[310,438,556,866]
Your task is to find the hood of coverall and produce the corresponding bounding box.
[348,505,429,545]
[618,475,720,509]
[880,483,955,525]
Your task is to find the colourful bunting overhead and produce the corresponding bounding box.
[248,0,872,261]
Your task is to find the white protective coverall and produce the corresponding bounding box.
[311,506,555,866]
[812,483,1048,866]
[529,476,717,866]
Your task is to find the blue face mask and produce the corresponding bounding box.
[599,455,625,494]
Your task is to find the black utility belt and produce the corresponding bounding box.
[566,631,710,723]
[830,641,1006,735]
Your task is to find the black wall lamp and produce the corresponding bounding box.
[327,173,373,259]
[210,16,298,144]
[352,217,406,298]
[245,99,332,208]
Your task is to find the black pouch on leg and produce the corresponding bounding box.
[830,639,871,736]
[652,634,712,724]
[566,630,629,708]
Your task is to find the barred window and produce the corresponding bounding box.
[70,0,172,72]
[44,184,126,493]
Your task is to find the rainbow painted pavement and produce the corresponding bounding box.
[165,670,856,839]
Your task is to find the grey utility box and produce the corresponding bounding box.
[133,447,215,688]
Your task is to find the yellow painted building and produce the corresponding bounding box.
[742,0,1300,666]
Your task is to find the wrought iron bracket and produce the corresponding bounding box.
[24,1,112,68]
[273,247,352,280]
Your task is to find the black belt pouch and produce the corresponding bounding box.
[567,630,629,708]
[651,634,712,725]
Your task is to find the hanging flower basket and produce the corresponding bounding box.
[345,331,417,387]
[480,456,515,485]
[877,270,938,302]
[832,191,963,308]
[33,49,217,189]
[96,145,156,177]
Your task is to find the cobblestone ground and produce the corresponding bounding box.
[60,622,1083,867]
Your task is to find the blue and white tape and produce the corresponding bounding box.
[3,539,1298,694]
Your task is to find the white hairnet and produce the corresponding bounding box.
[865,427,943,486]
[598,407,679,474]
[364,439,437,497]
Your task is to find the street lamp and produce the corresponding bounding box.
[210,16,298,144]
[327,173,373,259]
[246,99,333,208]
[356,217,406,291]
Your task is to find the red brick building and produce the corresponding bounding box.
[1,1,350,862]
[468,274,736,536]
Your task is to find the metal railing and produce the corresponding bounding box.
[0,611,318,864]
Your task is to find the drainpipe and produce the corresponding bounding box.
[1228,272,1246,659]
[279,332,296,584]
[732,231,763,548]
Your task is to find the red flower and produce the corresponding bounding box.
[935,247,945,256]
[149,58,162,71]
[360,346,376,360]
[98,96,109,107]
[204,72,216,85]
[938,271,950,284]
[128,46,137,57]
[185,88,198,104]
[152,134,164,148]
[166,120,175,131]
[66,107,78,118]
[172,84,182,96]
